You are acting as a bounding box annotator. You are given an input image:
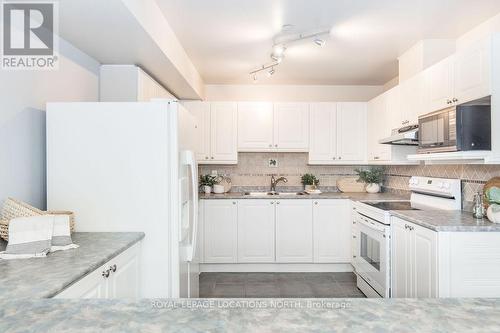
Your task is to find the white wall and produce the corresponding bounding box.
[0,38,99,209]
[203,84,384,102]
[457,12,500,49]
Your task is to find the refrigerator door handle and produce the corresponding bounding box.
[185,151,198,262]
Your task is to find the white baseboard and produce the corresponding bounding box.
[199,263,353,273]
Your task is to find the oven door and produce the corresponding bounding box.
[418,107,457,153]
[353,214,389,297]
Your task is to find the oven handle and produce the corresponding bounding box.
[356,213,386,235]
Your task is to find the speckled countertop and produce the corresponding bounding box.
[200,192,409,201]
[0,298,499,332]
[390,210,500,232]
[0,232,144,299]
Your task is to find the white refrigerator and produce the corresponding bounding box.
[46,101,199,298]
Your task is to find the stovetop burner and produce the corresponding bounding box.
[363,201,418,211]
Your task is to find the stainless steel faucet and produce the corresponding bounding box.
[270,175,288,193]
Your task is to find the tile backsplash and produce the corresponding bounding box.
[199,153,500,211]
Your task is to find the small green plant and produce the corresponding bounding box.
[301,173,319,186]
[355,167,385,184]
[199,174,218,187]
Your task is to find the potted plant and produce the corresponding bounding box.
[486,187,500,223]
[199,175,218,194]
[355,167,385,193]
[301,174,319,192]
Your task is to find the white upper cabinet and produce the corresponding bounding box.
[182,101,210,162]
[425,37,492,114]
[237,102,274,151]
[183,101,238,164]
[337,102,367,163]
[237,200,275,263]
[273,103,310,151]
[309,103,338,163]
[100,65,174,102]
[385,86,402,133]
[210,102,238,163]
[454,38,491,105]
[399,72,426,126]
[426,56,455,112]
[309,102,366,164]
[313,200,352,263]
[367,93,391,162]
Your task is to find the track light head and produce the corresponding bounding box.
[267,67,275,77]
[314,38,325,47]
[252,74,258,83]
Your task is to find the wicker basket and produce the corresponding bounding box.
[0,198,75,242]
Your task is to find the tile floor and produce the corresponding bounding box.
[199,272,366,298]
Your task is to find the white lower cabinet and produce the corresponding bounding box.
[203,200,238,263]
[313,199,351,263]
[391,217,438,298]
[202,199,352,265]
[275,200,313,263]
[54,242,141,299]
[237,200,275,263]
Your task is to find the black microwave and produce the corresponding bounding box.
[418,104,491,154]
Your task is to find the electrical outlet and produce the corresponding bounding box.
[268,158,278,168]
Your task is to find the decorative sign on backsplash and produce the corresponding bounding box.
[268,158,278,168]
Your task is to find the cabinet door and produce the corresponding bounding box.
[454,39,491,104]
[54,265,107,299]
[237,200,275,263]
[275,200,313,262]
[412,223,437,298]
[337,102,366,162]
[391,218,411,298]
[400,72,425,126]
[237,102,274,151]
[367,94,391,162]
[385,86,402,133]
[309,103,337,163]
[108,243,140,298]
[273,103,309,151]
[204,200,238,263]
[313,200,351,263]
[210,102,238,163]
[426,57,454,112]
[183,101,211,162]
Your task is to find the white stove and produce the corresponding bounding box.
[352,176,462,298]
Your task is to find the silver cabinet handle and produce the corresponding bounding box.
[452,98,458,103]
[276,201,280,205]
[205,156,209,160]
[232,201,236,205]
[314,201,318,205]
[332,157,336,160]
[374,156,380,160]
[102,269,110,278]
[211,157,214,160]
[270,201,274,204]
[404,224,409,229]
[352,235,357,239]
[352,255,357,258]
[268,144,272,148]
[109,264,117,273]
[274,144,278,148]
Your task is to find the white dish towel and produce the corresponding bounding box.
[0,216,54,259]
[0,215,79,259]
[50,214,79,252]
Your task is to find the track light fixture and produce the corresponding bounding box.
[249,25,330,81]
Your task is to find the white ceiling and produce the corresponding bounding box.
[156,0,500,85]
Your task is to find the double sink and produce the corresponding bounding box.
[244,192,306,197]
